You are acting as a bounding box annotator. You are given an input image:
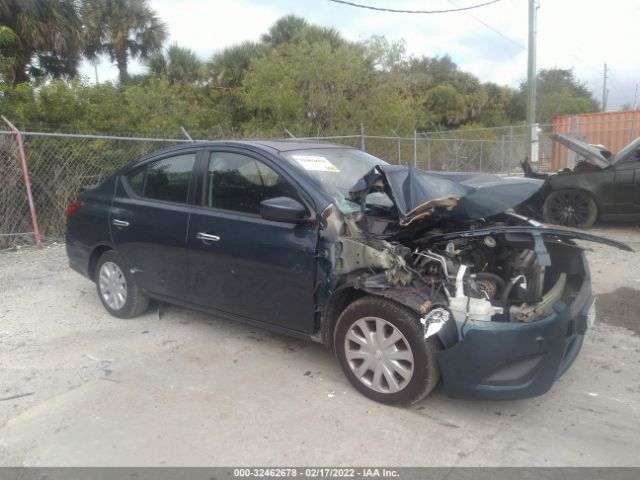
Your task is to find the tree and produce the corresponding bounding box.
[82,0,167,84]
[422,84,468,127]
[261,15,343,50]
[474,82,518,126]
[0,0,83,85]
[509,68,598,123]
[148,43,203,84]
[0,25,16,84]
[243,40,415,136]
[261,15,308,47]
[206,41,265,129]
[208,41,264,88]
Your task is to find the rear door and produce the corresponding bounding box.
[110,150,199,300]
[186,148,318,333]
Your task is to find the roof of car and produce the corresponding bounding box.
[168,139,354,153]
[127,139,357,170]
[240,139,354,152]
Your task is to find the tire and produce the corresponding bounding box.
[334,296,440,405]
[95,250,149,319]
[542,189,598,229]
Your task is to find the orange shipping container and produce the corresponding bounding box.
[551,111,640,170]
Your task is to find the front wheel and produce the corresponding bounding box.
[334,296,440,405]
[543,189,598,229]
[95,250,150,319]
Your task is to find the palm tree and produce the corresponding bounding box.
[82,0,167,84]
[261,15,308,47]
[208,41,263,88]
[148,43,202,84]
[261,15,344,51]
[0,0,83,85]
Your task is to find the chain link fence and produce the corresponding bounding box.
[0,133,33,248]
[300,125,555,173]
[0,121,587,250]
[0,131,188,249]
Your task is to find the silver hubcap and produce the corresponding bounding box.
[99,261,127,310]
[344,317,415,394]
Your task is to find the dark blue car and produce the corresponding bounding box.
[66,141,630,404]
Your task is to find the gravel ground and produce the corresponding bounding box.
[0,226,639,466]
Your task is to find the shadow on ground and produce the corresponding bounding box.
[597,287,640,334]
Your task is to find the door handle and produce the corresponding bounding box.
[196,232,220,242]
[112,219,130,228]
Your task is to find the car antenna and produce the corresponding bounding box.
[180,126,194,142]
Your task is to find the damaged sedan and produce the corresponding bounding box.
[521,134,640,228]
[66,141,631,404]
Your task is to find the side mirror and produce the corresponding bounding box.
[260,197,309,223]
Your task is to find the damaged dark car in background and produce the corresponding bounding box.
[66,141,632,405]
[521,134,640,228]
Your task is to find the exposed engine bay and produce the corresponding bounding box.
[318,164,631,347]
[327,212,589,335]
[410,224,575,327]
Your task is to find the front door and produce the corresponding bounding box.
[613,154,640,212]
[186,149,318,333]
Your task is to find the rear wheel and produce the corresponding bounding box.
[543,189,598,228]
[95,250,149,319]
[334,296,440,405]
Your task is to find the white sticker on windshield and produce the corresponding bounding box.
[291,155,340,172]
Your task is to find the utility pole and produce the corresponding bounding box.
[602,63,608,112]
[633,83,638,111]
[526,0,539,163]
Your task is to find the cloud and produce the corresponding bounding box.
[81,0,639,110]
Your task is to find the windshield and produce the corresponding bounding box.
[281,148,388,214]
[611,137,640,164]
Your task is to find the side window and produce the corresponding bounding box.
[127,167,145,196]
[206,152,301,214]
[126,153,195,204]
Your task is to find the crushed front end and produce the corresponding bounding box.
[316,165,629,400]
[409,225,597,399]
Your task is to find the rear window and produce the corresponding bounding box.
[125,153,195,204]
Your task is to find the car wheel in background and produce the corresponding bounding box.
[95,250,149,319]
[334,296,440,405]
[543,189,598,229]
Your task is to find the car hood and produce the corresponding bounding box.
[416,225,633,252]
[553,134,611,168]
[553,134,640,167]
[350,164,543,226]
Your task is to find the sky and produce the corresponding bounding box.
[79,0,640,111]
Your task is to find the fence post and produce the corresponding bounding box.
[479,142,483,171]
[413,130,417,167]
[501,135,505,173]
[360,123,365,151]
[1,115,42,247]
[508,126,514,174]
[427,140,431,170]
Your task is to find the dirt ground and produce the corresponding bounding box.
[0,225,639,466]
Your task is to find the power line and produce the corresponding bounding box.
[326,0,503,14]
[447,0,524,50]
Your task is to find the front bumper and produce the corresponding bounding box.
[436,258,593,400]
